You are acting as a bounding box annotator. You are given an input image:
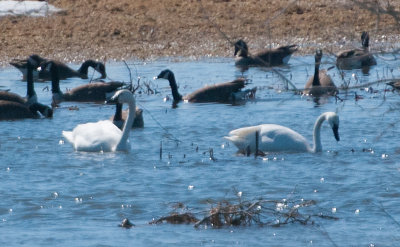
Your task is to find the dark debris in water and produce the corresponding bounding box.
[145,193,338,229]
[119,218,135,228]
[149,212,199,225]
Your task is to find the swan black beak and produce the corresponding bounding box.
[332,124,340,141]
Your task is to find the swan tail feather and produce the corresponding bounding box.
[62,131,74,144]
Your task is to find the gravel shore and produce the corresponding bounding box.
[1,0,399,66]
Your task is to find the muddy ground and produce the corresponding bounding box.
[0,0,399,66]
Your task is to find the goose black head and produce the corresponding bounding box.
[95,62,107,79]
[156,69,173,80]
[315,49,323,64]
[234,39,249,57]
[29,103,53,118]
[28,54,47,67]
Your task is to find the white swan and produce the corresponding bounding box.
[225,112,340,153]
[62,89,136,152]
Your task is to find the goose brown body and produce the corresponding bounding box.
[10,54,107,80]
[336,31,377,70]
[0,100,52,120]
[234,40,298,67]
[304,50,337,97]
[111,103,144,129]
[44,61,124,104]
[156,69,248,104]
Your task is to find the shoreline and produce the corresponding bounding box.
[1,0,400,67]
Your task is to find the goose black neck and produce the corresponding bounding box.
[167,73,183,102]
[362,35,369,48]
[313,58,321,86]
[114,103,123,121]
[78,60,97,75]
[26,62,36,98]
[50,63,62,94]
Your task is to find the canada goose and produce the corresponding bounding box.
[156,69,250,104]
[234,39,298,67]
[0,57,38,105]
[62,90,136,152]
[9,54,47,80]
[44,61,124,104]
[0,100,53,120]
[336,31,377,70]
[10,54,107,80]
[111,103,144,129]
[225,112,340,154]
[303,50,338,97]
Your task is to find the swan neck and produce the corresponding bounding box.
[312,113,326,152]
[168,73,183,102]
[117,98,135,150]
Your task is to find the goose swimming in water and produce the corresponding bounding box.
[62,89,136,152]
[10,54,107,80]
[44,61,124,104]
[234,39,298,67]
[303,50,338,97]
[9,54,47,80]
[225,112,340,154]
[0,100,53,120]
[0,57,38,106]
[156,69,253,104]
[336,31,377,70]
[111,103,144,129]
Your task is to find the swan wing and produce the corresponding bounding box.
[259,124,310,152]
[63,120,126,152]
[225,125,262,152]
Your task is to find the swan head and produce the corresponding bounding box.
[156,69,174,81]
[106,89,134,105]
[325,112,340,141]
[234,39,248,57]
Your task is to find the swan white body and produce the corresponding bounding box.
[62,90,136,152]
[225,112,340,153]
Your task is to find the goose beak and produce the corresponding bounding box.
[105,96,118,104]
[332,124,340,141]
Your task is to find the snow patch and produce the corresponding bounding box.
[0,1,62,17]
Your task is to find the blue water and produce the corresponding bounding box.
[1,54,400,246]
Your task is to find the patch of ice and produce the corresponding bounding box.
[0,0,62,17]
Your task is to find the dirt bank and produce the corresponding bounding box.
[0,0,399,66]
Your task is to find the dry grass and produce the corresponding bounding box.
[0,0,400,66]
